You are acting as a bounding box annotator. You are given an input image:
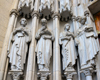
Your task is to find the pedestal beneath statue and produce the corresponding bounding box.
[37,71,51,80]
[8,70,23,80]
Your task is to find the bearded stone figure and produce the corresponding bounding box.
[75,19,99,69]
[35,18,54,71]
[7,18,31,70]
[59,23,77,71]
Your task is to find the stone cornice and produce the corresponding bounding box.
[10,9,19,16]
[31,11,40,18]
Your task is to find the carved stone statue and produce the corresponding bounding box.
[59,23,77,71]
[75,19,99,69]
[35,18,54,71]
[7,18,31,70]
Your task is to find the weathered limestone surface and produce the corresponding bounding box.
[0,0,100,80]
[0,0,13,56]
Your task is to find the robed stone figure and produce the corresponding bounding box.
[59,23,77,71]
[35,18,54,71]
[7,18,31,70]
[75,23,99,69]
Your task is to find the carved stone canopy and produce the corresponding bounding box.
[60,0,72,22]
[37,71,51,80]
[18,0,33,19]
[39,0,54,20]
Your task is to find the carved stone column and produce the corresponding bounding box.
[72,0,79,33]
[82,68,93,80]
[76,16,82,28]
[0,0,19,79]
[72,16,78,34]
[52,0,61,80]
[25,0,39,80]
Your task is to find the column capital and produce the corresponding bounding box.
[10,9,19,16]
[65,72,76,79]
[52,12,60,19]
[72,16,77,21]
[37,71,51,80]
[84,10,90,16]
[64,67,76,79]
[31,11,40,18]
[8,70,23,80]
[82,68,93,76]
[76,16,82,22]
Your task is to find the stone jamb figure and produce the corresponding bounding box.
[59,23,77,72]
[7,18,31,71]
[35,18,54,71]
[75,16,99,69]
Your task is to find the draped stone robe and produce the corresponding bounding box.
[85,25,99,62]
[75,26,87,68]
[59,31,77,70]
[35,27,53,71]
[8,27,31,70]
[75,25,99,69]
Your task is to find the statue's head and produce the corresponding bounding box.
[64,23,70,31]
[20,18,27,27]
[41,18,47,27]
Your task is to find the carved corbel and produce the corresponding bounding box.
[83,69,93,76]
[37,71,51,80]
[8,70,23,80]
[72,16,77,21]
[64,67,76,80]
[64,71,76,80]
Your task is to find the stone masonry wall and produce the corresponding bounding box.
[0,0,13,56]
